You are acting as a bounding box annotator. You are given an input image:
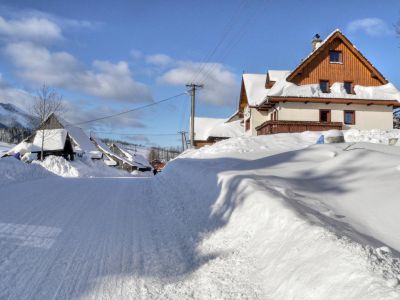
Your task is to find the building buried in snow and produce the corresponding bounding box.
[237,29,400,135]
[192,117,243,148]
[8,113,101,160]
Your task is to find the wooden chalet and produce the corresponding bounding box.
[238,29,400,136]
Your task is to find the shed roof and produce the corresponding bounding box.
[194,117,243,141]
[32,129,68,151]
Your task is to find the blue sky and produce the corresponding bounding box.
[0,0,399,147]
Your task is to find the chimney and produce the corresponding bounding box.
[312,34,322,50]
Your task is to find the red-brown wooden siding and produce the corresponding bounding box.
[290,37,384,86]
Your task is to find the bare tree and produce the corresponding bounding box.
[31,84,65,161]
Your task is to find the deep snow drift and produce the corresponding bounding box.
[0,129,400,299]
[33,155,133,178]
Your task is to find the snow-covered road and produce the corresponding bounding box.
[0,176,261,299]
[2,130,400,299]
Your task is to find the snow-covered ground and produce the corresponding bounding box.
[33,155,133,178]
[0,129,400,299]
[0,141,14,156]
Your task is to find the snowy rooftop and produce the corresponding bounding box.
[32,129,68,151]
[114,143,151,168]
[57,117,98,153]
[194,117,243,141]
[243,72,400,107]
[242,29,400,107]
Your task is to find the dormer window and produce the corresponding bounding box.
[344,81,353,94]
[320,80,330,93]
[329,50,342,63]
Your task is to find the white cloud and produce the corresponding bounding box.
[0,16,62,43]
[347,18,393,37]
[145,54,172,67]
[158,61,238,106]
[130,49,143,60]
[63,102,146,130]
[4,42,152,103]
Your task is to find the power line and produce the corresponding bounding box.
[189,0,250,84]
[92,131,180,136]
[72,92,187,126]
[198,1,265,85]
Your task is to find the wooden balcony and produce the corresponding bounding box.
[256,120,343,135]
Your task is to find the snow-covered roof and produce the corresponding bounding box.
[267,70,291,82]
[32,129,68,151]
[244,71,400,106]
[194,117,243,141]
[57,117,98,153]
[113,143,151,168]
[93,138,137,168]
[242,29,400,106]
[242,74,269,106]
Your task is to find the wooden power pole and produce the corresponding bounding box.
[186,83,203,148]
[178,131,187,152]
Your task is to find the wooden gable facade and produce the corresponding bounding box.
[238,79,248,118]
[286,31,387,87]
[238,30,399,136]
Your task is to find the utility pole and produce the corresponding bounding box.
[178,131,187,152]
[186,83,203,147]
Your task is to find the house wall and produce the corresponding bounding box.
[276,102,393,130]
[249,108,272,135]
[290,37,384,86]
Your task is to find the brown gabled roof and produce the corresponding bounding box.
[286,29,388,84]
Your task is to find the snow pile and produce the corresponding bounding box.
[159,130,400,299]
[33,156,79,177]
[34,155,131,178]
[344,129,400,145]
[184,130,321,157]
[0,157,52,186]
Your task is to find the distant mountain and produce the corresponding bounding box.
[0,103,37,129]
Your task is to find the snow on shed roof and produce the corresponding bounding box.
[32,129,68,151]
[57,117,98,153]
[242,74,269,106]
[194,117,243,141]
[267,70,291,82]
[113,143,151,168]
[93,138,136,167]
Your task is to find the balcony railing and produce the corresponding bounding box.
[256,120,343,135]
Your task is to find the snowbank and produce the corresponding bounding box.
[33,156,132,178]
[158,129,400,299]
[0,157,53,186]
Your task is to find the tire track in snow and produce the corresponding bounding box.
[0,175,264,299]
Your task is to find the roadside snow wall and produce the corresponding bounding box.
[155,131,400,299]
